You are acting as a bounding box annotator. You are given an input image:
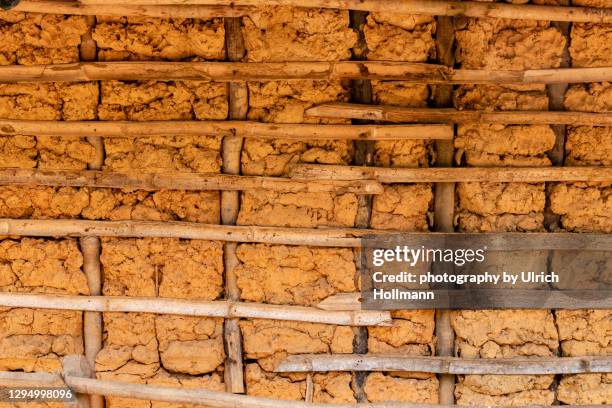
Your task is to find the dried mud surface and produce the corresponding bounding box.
[0,136,95,170]
[0,186,220,224]
[94,16,225,61]
[370,184,433,231]
[234,244,356,306]
[237,191,358,228]
[97,237,225,408]
[0,238,87,373]
[0,11,86,65]
[452,310,558,405]
[242,7,356,62]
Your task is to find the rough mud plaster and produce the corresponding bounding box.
[93,16,225,61]
[371,82,430,108]
[364,13,436,62]
[0,11,86,65]
[557,374,612,404]
[455,182,546,232]
[364,372,439,403]
[100,237,223,299]
[0,238,87,373]
[241,138,354,177]
[84,189,221,224]
[451,310,558,405]
[241,319,355,402]
[234,244,356,306]
[455,18,564,69]
[0,136,95,170]
[0,83,98,120]
[564,82,612,113]
[569,23,612,68]
[454,83,550,232]
[97,237,225,408]
[368,310,435,354]
[103,135,222,173]
[98,80,228,121]
[242,7,356,62]
[237,191,358,228]
[373,139,434,168]
[370,184,433,231]
[454,124,555,166]
[454,84,549,111]
[552,84,612,233]
[245,363,355,403]
[556,310,611,357]
[572,0,612,5]
[0,186,220,224]
[247,80,350,124]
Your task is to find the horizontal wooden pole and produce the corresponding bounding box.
[0,293,390,326]
[0,120,451,141]
[63,375,605,408]
[1,62,610,84]
[306,104,612,126]
[2,219,610,250]
[78,0,612,23]
[289,164,612,183]
[0,368,604,408]
[0,168,383,195]
[276,354,612,374]
[0,219,380,247]
[13,0,250,17]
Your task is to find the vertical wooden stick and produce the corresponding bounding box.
[432,15,456,406]
[79,16,104,408]
[79,236,103,408]
[348,10,373,404]
[222,16,247,395]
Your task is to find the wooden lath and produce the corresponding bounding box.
[0,168,383,194]
[0,120,452,141]
[5,362,608,408]
[275,354,612,375]
[12,0,251,17]
[306,104,612,126]
[2,219,611,249]
[289,164,612,183]
[0,293,391,326]
[33,0,612,23]
[1,61,611,84]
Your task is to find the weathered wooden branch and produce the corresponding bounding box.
[2,219,610,249]
[289,164,612,183]
[13,0,250,17]
[58,374,612,408]
[1,62,610,84]
[0,168,383,195]
[306,104,612,126]
[275,354,612,375]
[78,0,612,23]
[0,120,451,141]
[0,293,390,326]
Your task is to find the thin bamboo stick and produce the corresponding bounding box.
[13,0,250,17]
[0,168,383,195]
[1,61,610,84]
[2,219,610,249]
[79,237,103,408]
[59,374,611,408]
[306,104,612,126]
[289,164,612,183]
[275,354,612,375]
[78,0,612,23]
[0,120,451,141]
[432,15,456,406]
[0,293,391,326]
[221,15,247,395]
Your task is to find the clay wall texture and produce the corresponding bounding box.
[0,3,610,407]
